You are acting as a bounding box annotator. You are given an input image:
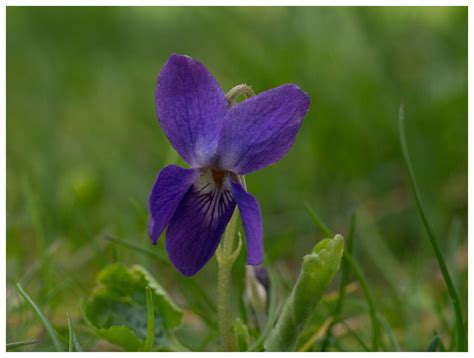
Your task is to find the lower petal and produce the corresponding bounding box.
[148,165,196,244]
[231,181,263,265]
[166,171,236,276]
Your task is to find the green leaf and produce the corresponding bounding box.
[264,234,344,351]
[97,325,143,351]
[82,263,182,351]
[105,234,217,329]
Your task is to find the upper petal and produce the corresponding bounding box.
[216,84,310,174]
[165,170,236,276]
[148,165,196,244]
[231,181,263,265]
[155,54,229,167]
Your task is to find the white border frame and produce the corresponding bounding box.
[1,1,471,355]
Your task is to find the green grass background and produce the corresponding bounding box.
[6,6,467,351]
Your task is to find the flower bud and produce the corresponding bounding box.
[245,265,270,329]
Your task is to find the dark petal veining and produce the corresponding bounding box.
[149,54,311,275]
[165,175,236,276]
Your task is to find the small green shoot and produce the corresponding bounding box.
[67,312,83,352]
[321,212,356,351]
[144,286,155,352]
[265,235,344,351]
[305,207,381,351]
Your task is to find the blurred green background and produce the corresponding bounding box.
[6,6,467,351]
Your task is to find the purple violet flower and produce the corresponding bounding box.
[148,54,310,276]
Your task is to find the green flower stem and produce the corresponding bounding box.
[215,86,254,351]
[216,210,240,351]
[216,178,245,350]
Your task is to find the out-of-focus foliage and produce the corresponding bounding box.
[6,7,467,351]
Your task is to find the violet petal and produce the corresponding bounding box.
[231,181,263,265]
[166,175,236,276]
[148,165,196,244]
[155,54,229,167]
[217,84,310,174]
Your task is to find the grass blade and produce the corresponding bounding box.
[340,320,370,351]
[426,335,440,352]
[399,105,466,351]
[298,317,334,352]
[378,314,400,351]
[305,204,333,238]
[103,234,167,263]
[68,313,73,352]
[344,253,380,351]
[67,312,83,352]
[6,339,40,351]
[144,286,155,352]
[16,283,64,351]
[335,213,356,316]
